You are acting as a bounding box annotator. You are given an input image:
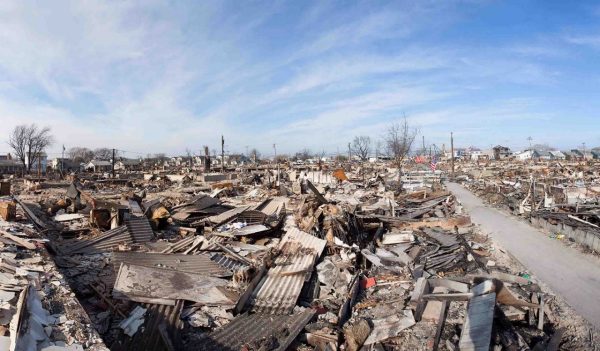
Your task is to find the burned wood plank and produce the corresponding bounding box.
[0,229,36,250]
[306,180,328,204]
[458,292,496,351]
[13,196,46,229]
[410,277,429,320]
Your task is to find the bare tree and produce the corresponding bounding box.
[8,125,27,170]
[94,148,115,161]
[8,124,54,173]
[68,147,95,163]
[295,148,312,161]
[385,117,418,174]
[351,136,371,161]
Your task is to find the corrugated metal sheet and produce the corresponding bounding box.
[62,226,131,254]
[125,216,155,242]
[210,253,247,271]
[112,300,184,351]
[258,197,286,217]
[232,224,270,236]
[249,228,326,314]
[279,227,327,254]
[205,206,250,226]
[111,252,232,277]
[234,210,267,225]
[197,308,315,351]
[128,199,144,216]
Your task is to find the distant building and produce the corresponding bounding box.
[515,150,533,161]
[115,158,142,171]
[84,160,112,172]
[0,157,23,175]
[549,150,565,160]
[532,150,551,160]
[51,158,78,171]
[493,145,511,160]
[24,152,48,174]
[571,149,593,161]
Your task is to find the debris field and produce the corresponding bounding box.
[0,164,597,350]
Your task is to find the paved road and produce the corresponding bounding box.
[447,182,600,329]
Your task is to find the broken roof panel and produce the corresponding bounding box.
[113,263,237,306]
[249,228,326,314]
[125,216,155,242]
[111,252,232,277]
[204,206,250,226]
[197,308,315,351]
[61,226,131,254]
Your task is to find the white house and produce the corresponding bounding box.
[84,160,112,172]
[515,150,533,161]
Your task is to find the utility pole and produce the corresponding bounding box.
[112,148,115,178]
[348,142,351,162]
[422,135,426,155]
[204,146,211,172]
[450,132,455,178]
[61,145,65,177]
[221,135,225,173]
[273,143,279,185]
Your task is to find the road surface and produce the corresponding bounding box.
[447,182,600,329]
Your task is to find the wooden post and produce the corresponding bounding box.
[450,132,455,178]
[221,135,225,173]
[111,148,116,178]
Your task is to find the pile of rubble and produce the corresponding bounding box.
[0,166,596,350]
[456,161,600,252]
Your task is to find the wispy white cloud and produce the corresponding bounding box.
[0,0,597,157]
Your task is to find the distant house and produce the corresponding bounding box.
[24,152,48,174]
[84,160,112,172]
[493,145,511,160]
[549,150,565,160]
[115,158,142,171]
[532,150,551,160]
[51,158,78,171]
[515,150,533,161]
[0,158,23,175]
[591,150,600,160]
[571,149,593,161]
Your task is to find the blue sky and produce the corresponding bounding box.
[1,0,600,158]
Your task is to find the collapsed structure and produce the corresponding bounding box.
[0,161,596,350]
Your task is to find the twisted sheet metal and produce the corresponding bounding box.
[125,216,155,242]
[61,226,130,254]
[112,300,184,351]
[111,252,232,277]
[210,252,247,271]
[204,206,250,226]
[197,308,315,351]
[249,228,325,314]
[258,197,287,217]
